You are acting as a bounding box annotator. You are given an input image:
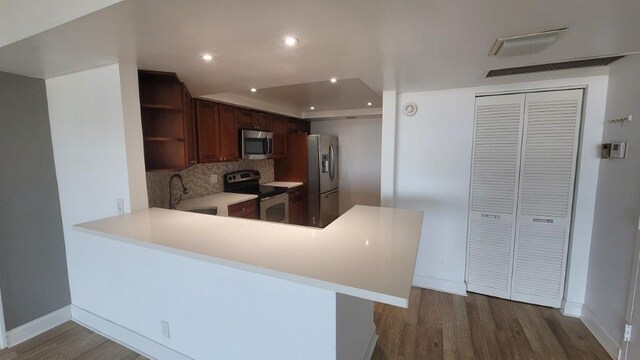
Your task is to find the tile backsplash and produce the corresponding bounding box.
[146,159,274,208]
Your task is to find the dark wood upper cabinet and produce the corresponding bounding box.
[237,109,254,129]
[195,100,222,163]
[270,115,287,159]
[183,86,197,166]
[219,104,239,162]
[286,118,311,135]
[139,70,196,172]
[237,108,271,131]
[252,113,270,131]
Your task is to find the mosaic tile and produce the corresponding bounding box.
[146,159,274,208]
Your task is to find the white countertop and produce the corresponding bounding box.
[176,192,258,216]
[263,181,303,189]
[73,205,423,307]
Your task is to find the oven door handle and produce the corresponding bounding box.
[260,193,287,203]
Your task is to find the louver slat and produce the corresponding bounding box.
[466,94,525,299]
[511,89,583,308]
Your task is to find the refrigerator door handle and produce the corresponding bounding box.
[329,144,335,181]
[323,188,338,198]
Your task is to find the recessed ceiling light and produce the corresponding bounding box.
[201,54,213,61]
[284,36,300,47]
[330,78,337,83]
[310,106,315,110]
[250,88,257,93]
[367,102,372,106]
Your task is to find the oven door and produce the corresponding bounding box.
[241,130,273,160]
[260,193,289,223]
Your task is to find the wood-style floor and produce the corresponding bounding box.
[0,288,610,360]
[0,321,146,360]
[372,288,611,360]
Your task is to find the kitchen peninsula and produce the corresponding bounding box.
[72,205,423,360]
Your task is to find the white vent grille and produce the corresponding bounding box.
[512,223,567,298]
[519,99,580,217]
[467,218,514,292]
[471,102,523,214]
[511,89,583,308]
[466,94,524,299]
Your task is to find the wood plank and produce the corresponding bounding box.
[513,301,568,359]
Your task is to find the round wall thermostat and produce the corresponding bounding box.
[403,102,418,116]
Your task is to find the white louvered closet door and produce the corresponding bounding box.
[510,89,583,308]
[466,94,525,299]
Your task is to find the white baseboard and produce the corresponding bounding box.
[71,305,191,360]
[6,305,71,347]
[362,327,378,360]
[561,300,583,317]
[412,275,468,296]
[581,305,622,359]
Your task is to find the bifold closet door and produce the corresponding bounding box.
[466,94,525,299]
[510,89,583,308]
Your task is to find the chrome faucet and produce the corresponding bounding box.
[168,174,189,209]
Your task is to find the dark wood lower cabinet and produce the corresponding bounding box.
[288,186,306,226]
[228,199,259,219]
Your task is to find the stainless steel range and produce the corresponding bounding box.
[223,170,289,223]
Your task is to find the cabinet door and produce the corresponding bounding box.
[195,100,222,163]
[466,94,525,300]
[289,198,305,225]
[271,115,287,159]
[511,89,583,308]
[287,118,299,133]
[253,112,270,131]
[237,109,254,129]
[299,120,310,134]
[219,104,239,162]
[288,186,306,225]
[182,85,197,167]
[228,199,259,218]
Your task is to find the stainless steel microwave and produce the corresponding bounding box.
[240,129,273,160]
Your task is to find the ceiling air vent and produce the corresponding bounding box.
[486,55,626,78]
[490,28,567,57]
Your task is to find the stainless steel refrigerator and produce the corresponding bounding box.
[307,134,339,227]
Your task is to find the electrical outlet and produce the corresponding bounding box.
[117,199,124,215]
[210,174,218,184]
[161,321,170,339]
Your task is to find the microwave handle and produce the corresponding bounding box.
[268,138,273,156]
[263,138,268,154]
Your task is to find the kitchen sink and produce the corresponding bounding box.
[180,207,218,216]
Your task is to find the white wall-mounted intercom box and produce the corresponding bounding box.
[601,142,628,159]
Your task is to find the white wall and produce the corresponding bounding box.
[311,118,382,214]
[380,91,397,207]
[584,56,640,345]
[392,76,608,302]
[118,63,148,211]
[46,63,147,300]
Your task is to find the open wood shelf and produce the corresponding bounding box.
[144,137,185,142]
[141,104,182,112]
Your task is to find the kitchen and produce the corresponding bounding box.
[141,69,373,229]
